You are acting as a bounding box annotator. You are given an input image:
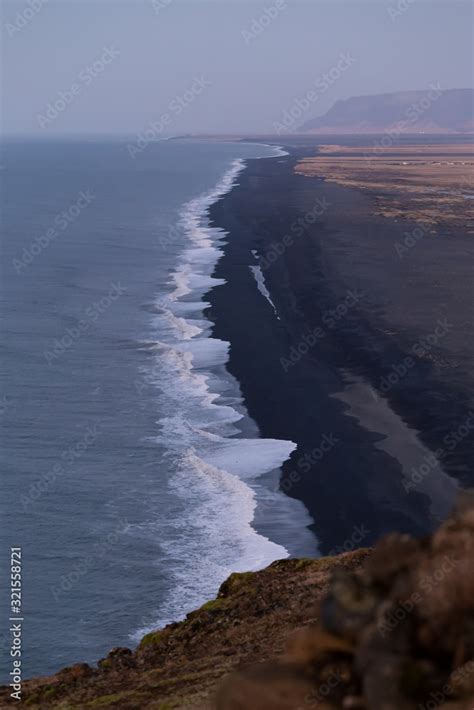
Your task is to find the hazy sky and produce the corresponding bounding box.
[1,0,473,135]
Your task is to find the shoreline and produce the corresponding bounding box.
[207,143,474,553]
[4,138,474,707]
[0,550,370,708]
[136,149,306,637]
[8,502,473,708]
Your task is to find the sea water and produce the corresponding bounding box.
[0,137,316,678]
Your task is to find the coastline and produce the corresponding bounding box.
[133,146,312,643]
[207,142,474,553]
[4,138,474,707]
[0,550,370,708]
[7,501,474,708]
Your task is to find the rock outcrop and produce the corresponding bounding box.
[1,497,473,708]
[0,551,369,708]
[218,496,474,709]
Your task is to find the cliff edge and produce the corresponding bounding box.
[1,498,473,709]
[0,552,369,709]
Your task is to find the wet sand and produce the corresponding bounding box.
[207,143,474,553]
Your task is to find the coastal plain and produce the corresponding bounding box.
[3,135,473,708]
[295,142,474,228]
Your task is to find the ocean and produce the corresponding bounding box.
[0,138,317,679]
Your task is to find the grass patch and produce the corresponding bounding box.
[218,571,255,597]
[199,598,228,612]
[138,630,165,649]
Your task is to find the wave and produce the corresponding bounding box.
[131,148,316,640]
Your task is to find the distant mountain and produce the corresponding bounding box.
[300,88,474,134]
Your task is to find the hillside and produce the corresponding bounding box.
[300,88,474,134]
[2,498,473,708]
[0,552,370,708]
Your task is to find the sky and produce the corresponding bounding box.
[1,0,473,135]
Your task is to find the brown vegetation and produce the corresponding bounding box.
[0,552,369,708]
[295,144,474,230]
[218,496,474,710]
[3,499,473,709]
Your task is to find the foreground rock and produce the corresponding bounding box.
[218,496,474,710]
[0,551,369,708]
[2,498,472,708]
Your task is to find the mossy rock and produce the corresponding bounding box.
[138,629,165,649]
[199,597,228,612]
[218,571,255,598]
[98,658,113,670]
[294,558,316,570]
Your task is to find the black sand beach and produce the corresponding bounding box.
[207,142,474,554]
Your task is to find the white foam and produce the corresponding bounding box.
[250,143,289,158]
[249,258,280,320]
[130,450,290,640]
[156,310,203,340]
[201,438,297,479]
[168,337,230,369]
[131,151,315,642]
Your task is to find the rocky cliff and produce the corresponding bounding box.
[1,498,473,709]
[0,553,369,708]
